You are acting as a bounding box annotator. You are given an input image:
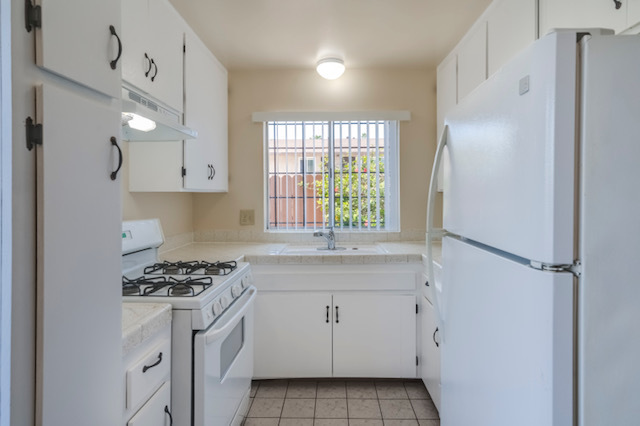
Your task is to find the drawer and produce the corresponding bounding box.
[127,381,171,426]
[126,338,171,410]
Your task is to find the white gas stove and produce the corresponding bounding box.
[122,219,255,426]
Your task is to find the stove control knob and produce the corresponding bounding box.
[212,301,223,316]
[231,284,242,298]
[220,295,230,309]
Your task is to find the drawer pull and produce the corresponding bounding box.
[335,306,339,324]
[142,352,163,373]
[433,327,440,348]
[165,405,173,425]
[326,305,330,323]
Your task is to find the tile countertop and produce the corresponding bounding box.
[160,241,442,266]
[122,303,172,355]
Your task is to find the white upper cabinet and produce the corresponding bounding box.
[457,21,487,102]
[487,0,537,75]
[436,54,457,139]
[629,0,640,29]
[183,28,229,192]
[121,0,184,112]
[539,0,628,36]
[33,0,122,98]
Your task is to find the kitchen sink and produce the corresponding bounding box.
[280,244,388,255]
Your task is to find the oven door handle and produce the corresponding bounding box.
[205,287,256,345]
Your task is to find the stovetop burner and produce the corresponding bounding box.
[122,275,213,297]
[143,260,238,276]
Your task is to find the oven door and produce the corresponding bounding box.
[194,287,256,426]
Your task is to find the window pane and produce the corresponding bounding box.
[265,120,396,231]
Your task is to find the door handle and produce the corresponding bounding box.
[142,352,163,373]
[110,137,123,181]
[433,327,439,348]
[151,59,158,82]
[144,53,152,77]
[164,406,173,425]
[210,165,216,179]
[109,25,122,70]
[335,306,339,324]
[326,305,329,323]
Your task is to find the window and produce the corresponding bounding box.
[265,120,399,231]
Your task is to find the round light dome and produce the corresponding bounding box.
[316,58,345,80]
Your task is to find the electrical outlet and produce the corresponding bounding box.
[239,209,255,226]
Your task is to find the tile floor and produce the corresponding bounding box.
[244,379,440,426]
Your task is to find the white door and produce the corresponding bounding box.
[127,382,172,426]
[147,0,184,112]
[194,288,255,426]
[456,21,486,102]
[539,0,627,36]
[35,84,122,426]
[332,294,416,378]
[578,34,640,426]
[440,237,573,426]
[253,292,332,378]
[121,0,151,92]
[34,0,121,98]
[183,29,228,192]
[421,296,440,411]
[444,31,577,265]
[487,0,537,76]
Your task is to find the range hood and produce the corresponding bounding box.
[121,87,197,141]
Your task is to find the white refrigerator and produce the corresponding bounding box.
[426,29,640,426]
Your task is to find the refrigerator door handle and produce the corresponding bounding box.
[427,124,448,339]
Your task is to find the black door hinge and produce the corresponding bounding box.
[181,167,186,177]
[25,0,42,32]
[25,117,42,151]
[416,304,419,314]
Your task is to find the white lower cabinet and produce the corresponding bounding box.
[123,324,172,424]
[332,294,417,378]
[254,290,417,378]
[421,295,441,412]
[127,382,172,426]
[254,293,333,377]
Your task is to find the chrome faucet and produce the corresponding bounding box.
[313,228,336,250]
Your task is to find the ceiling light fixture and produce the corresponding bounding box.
[316,58,345,80]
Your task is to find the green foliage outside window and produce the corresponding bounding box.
[310,155,385,228]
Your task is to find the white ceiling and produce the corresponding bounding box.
[169,0,492,70]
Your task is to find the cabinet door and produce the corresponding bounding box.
[629,0,640,28]
[539,0,627,36]
[148,0,184,112]
[421,296,441,411]
[128,381,172,426]
[121,0,152,93]
[183,30,229,192]
[457,21,487,102]
[127,141,184,192]
[333,294,416,378]
[436,54,457,192]
[253,293,332,378]
[487,0,537,76]
[35,84,122,426]
[35,0,121,98]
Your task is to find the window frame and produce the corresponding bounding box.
[262,119,401,233]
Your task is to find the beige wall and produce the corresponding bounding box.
[193,67,442,236]
[121,142,194,238]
